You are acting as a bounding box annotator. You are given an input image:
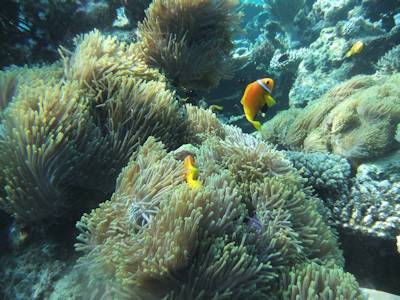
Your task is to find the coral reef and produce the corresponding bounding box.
[288,1,400,107]
[0,30,187,224]
[328,152,400,240]
[74,129,350,298]
[2,1,400,298]
[376,44,400,75]
[264,0,305,25]
[269,48,309,73]
[261,73,400,240]
[261,73,400,162]
[285,151,351,198]
[0,0,122,67]
[0,241,69,299]
[219,0,400,111]
[137,0,239,91]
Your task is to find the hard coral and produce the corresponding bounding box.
[138,0,239,91]
[376,44,400,75]
[330,163,400,240]
[286,151,351,198]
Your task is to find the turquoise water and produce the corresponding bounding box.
[0,0,399,299]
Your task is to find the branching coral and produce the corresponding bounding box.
[261,73,400,162]
[376,44,400,75]
[269,48,309,73]
[75,129,351,298]
[280,262,365,300]
[137,0,239,91]
[329,164,400,239]
[286,151,351,197]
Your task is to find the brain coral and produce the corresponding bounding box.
[137,0,239,91]
[261,73,400,162]
[75,128,355,298]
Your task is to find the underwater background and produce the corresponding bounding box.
[0,0,400,299]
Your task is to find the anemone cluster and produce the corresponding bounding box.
[261,73,400,162]
[74,128,363,299]
[138,0,239,91]
[0,30,187,224]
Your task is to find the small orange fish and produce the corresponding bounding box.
[183,155,202,189]
[345,40,364,58]
[240,78,276,130]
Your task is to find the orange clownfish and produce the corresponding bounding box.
[183,155,202,189]
[240,78,276,131]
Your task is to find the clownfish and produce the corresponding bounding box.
[345,40,364,58]
[183,155,202,189]
[240,78,276,131]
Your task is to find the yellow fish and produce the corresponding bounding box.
[184,155,202,189]
[240,78,276,131]
[345,40,364,58]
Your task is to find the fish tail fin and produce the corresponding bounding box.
[253,121,262,131]
[345,50,352,58]
[187,173,202,189]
